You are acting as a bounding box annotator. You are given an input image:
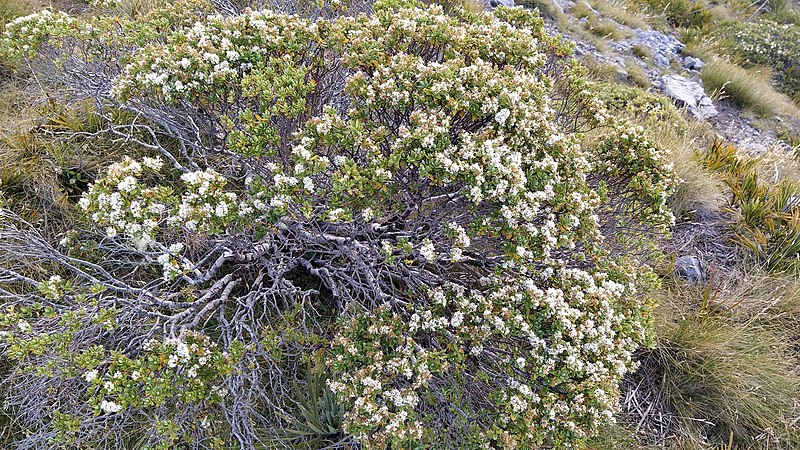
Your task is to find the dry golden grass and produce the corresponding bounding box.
[586,0,651,29]
[624,60,651,88]
[645,276,800,449]
[702,59,800,118]
[644,115,725,219]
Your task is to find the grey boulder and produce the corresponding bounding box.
[657,74,718,120]
[675,255,704,284]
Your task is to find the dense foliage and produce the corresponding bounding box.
[0,0,675,448]
[726,20,800,101]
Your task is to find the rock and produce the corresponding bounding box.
[675,255,704,284]
[658,74,718,119]
[486,0,516,8]
[632,30,684,67]
[613,63,629,82]
[682,56,705,71]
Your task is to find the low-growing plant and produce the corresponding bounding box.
[703,141,800,272]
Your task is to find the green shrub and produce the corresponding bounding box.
[0,0,677,448]
[725,20,800,101]
[593,82,687,130]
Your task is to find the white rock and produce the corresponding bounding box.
[658,74,718,119]
[485,0,515,8]
[675,255,704,284]
[682,56,705,71]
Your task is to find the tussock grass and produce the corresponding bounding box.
[572,0,597,18]
[666,139,726,219]
[0,0,28,27]
[631,44,653,61]
[644,280,800,449]
[117,0,172,18]
[573,1,632,39]
[624,60,651,88]
[701,59,799,117]
[586,0,650,29]
[583,419,651,449]
[572,2,630,40]
[583,56,625,82]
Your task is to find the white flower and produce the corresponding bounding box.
[16,320,31,333]
[303,176,314,192]
[509,395,527,413]
[419,239,436,262]
[214,202,229,217]
[495,108,511,125]
[84,369,99,383]
[451,312,464,327]
[100,400,123,413]
[142,156,163,170]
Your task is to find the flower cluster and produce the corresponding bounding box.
[78,156,169,249]
[0,9,77,59]
[79,156,248,280]
[84,331,243,447]
[593,123,678,232]
[328,305,446,448]
[329,262,651,448]
[170,169,240,234]
[112,9,320,103]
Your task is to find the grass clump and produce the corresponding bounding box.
[631,43,652,61]
[624,60,651,88]
[0,0,28,27]
[645,287,800,449]
[573,1,631,39]
[701,59,798,117]
[641,0,713,29]
[586,0,650,29]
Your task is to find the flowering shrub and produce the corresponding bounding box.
[0,0,675,448]
[725,21,800,101]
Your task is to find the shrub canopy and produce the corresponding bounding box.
[0,0,675,448]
